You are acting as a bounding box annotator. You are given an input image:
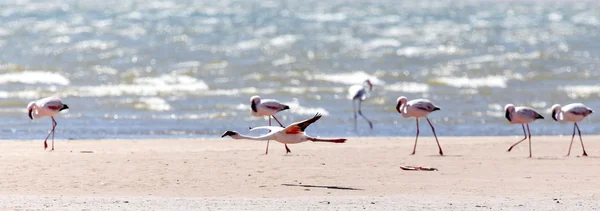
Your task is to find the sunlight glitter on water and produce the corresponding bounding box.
[0,0,599,139]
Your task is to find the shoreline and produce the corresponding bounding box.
[0,134,583,141]
[1,136,599,210]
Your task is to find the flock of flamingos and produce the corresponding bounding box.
[26,79,593,158]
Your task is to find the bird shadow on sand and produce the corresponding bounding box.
[281,184,363,191]
[427,154,462,157]
[531,156,566,160]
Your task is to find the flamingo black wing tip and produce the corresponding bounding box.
[314,112,323,119]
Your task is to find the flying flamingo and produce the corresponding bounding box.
[222,113,346,154]
[505,104,544,158]
[551,103,593,156]
[27,96,69,151]
[250,95,290,154]
[348,79,373,130]
[395,96,444,156]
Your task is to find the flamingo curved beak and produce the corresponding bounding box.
[505,110,511,122]
[551,109,558,121]
[251,101,257,112]
[28,109,33,120]
[395,102,402,114]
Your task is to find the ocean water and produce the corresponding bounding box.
[0,0,599,140]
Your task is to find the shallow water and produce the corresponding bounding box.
[0,0,599,139]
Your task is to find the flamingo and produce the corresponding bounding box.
[348,79,374,130]
[222,113,346,154]
[27,96,69,151]
[505,104,544,157]
[551,103,593,156]
[395,96,444,156]
[250,95,290,154]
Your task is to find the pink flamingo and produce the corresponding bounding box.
[395,96,444,156]
[250,95,290,154]
[505,104,544,157]
[27,96,69,151]
[551,103,593,156]
[223,113,346,154]
[348,80,374,130]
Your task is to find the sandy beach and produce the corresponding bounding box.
[1,136,599,210]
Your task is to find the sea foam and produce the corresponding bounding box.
[74,74,208,97]
[433,76,507,88]
[559,85,600,98]
[283,100,330,116]
[0,71,70,85]
[314,71,386,86]
[130,97,172,111]
[385,82,429,93]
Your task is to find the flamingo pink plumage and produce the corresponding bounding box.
[551,103,593,156]
[348,80,374,130]
[395,96,444,156]
[222,113,346,154]
[505,104,544,158]
[27,96,69,151]
[250,95,290,154]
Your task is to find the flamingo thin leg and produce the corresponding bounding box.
[285,144,291,154]
[271,115,289,154]
[575,123,588,156]
[426,118,443,156]
[567,123,576,156]
[526,124,532,158]
[508,124,527,152]
[51,117,56,151]
[264,117,271,155]
[271,115,285,127]
[411,118,419,155]
[352,100,357,131]
[357,100,373,129]
[42,128,51,149]
[42,117,57,151]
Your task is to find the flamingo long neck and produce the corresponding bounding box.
[30,104,42,118]
[232,133,273,141]
[400,105,411,118]
[555,110,568,123]
[363,82,372,92]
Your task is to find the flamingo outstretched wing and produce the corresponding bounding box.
[283,113,322,134]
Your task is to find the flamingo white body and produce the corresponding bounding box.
[551,103,593,156]
[504,104,544,157]
[250,96,289,118]
[222,113,346,154]
[348,80,373,130]
[395,96,443,156]
[250,95,290,154]
[348,83,369,101]
[27,96,69,151]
